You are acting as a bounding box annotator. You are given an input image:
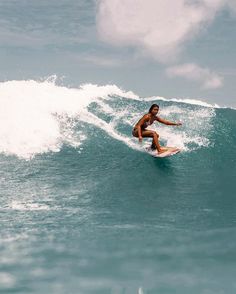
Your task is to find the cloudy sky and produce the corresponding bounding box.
[0,0,236,106]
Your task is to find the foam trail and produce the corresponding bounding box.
[79,111,141,151]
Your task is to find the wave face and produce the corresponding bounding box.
[1,78,236,294]
[0,78,224,159]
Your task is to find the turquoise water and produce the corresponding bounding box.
[0,80,236,293]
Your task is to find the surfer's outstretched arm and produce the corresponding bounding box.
[156,116,182,126]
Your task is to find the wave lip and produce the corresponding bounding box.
[145,95,220,108]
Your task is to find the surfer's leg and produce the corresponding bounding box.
[142,130,168,154]
[151,139,156,150]
[141,130,166,154]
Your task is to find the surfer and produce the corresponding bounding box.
[132,104,182,154]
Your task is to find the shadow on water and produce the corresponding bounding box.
[150,155,177,176]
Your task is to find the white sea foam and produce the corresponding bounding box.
[0,78,216,158]
[10,201,50,211]
[0,79,139,158]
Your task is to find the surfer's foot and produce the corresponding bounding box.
[157,147,168,154]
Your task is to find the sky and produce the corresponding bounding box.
[0,0,236,107]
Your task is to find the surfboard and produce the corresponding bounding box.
[145,146,181,158]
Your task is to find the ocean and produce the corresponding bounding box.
[0,78,236,293]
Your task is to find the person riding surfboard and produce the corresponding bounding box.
[132,104,182,155]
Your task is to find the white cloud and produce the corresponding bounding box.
[166,63,224,89]
[96,0,227,62]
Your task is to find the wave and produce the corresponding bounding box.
[144,95,220,108]
[0,77,220,159]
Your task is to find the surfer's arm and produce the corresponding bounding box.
[137,125,142,140]
[156,116,182,126]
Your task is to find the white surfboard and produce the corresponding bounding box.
[145,146,181,158]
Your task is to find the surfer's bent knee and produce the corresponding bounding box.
[153,131,159,138]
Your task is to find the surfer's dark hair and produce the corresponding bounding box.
[148,104,159,113]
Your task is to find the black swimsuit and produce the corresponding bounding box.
[132,119,152,135]
[141,120,151,129]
